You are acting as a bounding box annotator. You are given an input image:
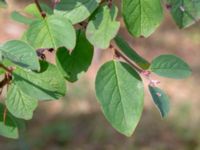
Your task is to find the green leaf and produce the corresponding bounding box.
[0,0,7,8]
[122,0,164,37]
[56,31,93,82]
[166,0,200,28]
[12,61,66,100]
[6,83,38,120]
[150,54,192,79]
[86,5,120,49]
[0,40,40,71]
[149,86,170,118]
[26,14,76,50]
[0,104,19,139]
[11,11,34,25]
[114,35,150,69]
[55,0,100,24]
[95,60,144,136]
[24,3,53,18]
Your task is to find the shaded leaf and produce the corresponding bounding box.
[56,31,93,82]
[149,86,170,118]
[0,104,19,139]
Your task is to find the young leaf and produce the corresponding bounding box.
[55,0,100,24]
[150,54,192,79]
[11,11,34,25]
[149,86,170,118]
[95,60,144,136]
[86,5,120,49]
[24,3,53,18]
[114,35,150,69]
[0,104,19,139]
[6,83,38,120]
[122,0,164,37]
[166,0,200,28]
[12,61,66,100]
[26,14,76,50]
[56,31,93,82]
[0,40,40,71]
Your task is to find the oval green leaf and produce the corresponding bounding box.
[149,86,170,118]
[122,0,164,37]
[150,54,192,79]
[95,60,144,136]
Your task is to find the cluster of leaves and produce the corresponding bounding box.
[0,0,199,139]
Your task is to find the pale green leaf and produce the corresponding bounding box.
[26,14,76,50]
[6,83,38,120]
[86,5,120,49]
[11,11,34,25]
[12,61,66,100]
[55,0,100,24]
[0,40,40,71]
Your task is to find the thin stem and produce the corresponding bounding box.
[114,48,143,73]
[34,0,46,18]
[0,64,12,73]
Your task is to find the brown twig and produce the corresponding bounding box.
[34,0,46,18]
[0,64,12,74]
[109,44,143,73]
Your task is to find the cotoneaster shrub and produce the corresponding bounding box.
[0,0,199,139]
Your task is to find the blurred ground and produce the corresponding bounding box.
[0,1,200,150]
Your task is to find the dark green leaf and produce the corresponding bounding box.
[149,86,170,118]
[166,0,200,28]
[0,104,19,139]
[95,60,144,136]
[150,54,192,79]
[56,31,93,82]
[114,35,150,69]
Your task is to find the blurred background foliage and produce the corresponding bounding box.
[0,0,200,150]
